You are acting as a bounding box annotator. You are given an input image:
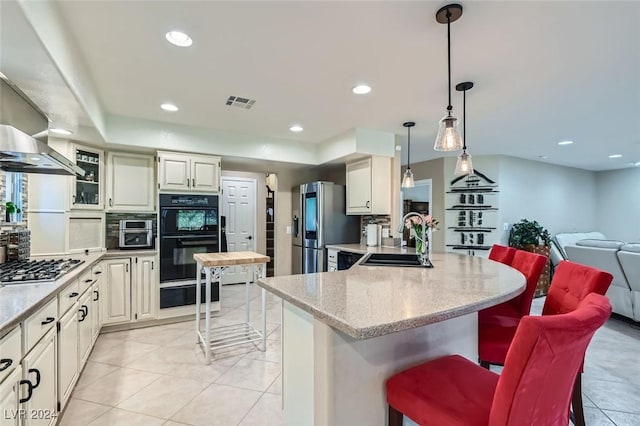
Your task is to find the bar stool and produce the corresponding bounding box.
[385,293,611,426]
[488,244,516,265]
[478,249,547,367]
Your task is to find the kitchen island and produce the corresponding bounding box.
[257,252,525,425]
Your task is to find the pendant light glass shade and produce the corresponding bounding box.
[434,114,463,151]
[454,150,474,176]
[401,121,416,188]
[402,168,415,188]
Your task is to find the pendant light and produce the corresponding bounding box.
[401,121,416,188]
[454,81,474,176]
[434,4,464,152]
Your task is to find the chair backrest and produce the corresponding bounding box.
[509,250,548,317]
[489,293,611,426]
[543,261,613,315]
[489,244,517,265]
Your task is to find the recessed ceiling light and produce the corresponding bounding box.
[538,155,548,159]
[557,140,573,146]
[165,31,193,47]
[49,128,72,135]
[289,125,303,132]
[633,161,640,167]
[352,84,372,95]
[30,157,40,161]
[395,145,402,151]
[608,154,623,159]
[160,103,179,112]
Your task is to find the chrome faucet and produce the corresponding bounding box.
[398,211,432,267]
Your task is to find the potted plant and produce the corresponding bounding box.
[5,201,21,223]
[508,219,551,296]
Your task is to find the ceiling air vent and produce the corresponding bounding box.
[226,96,256,109]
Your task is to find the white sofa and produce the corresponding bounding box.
[564,239,635,320]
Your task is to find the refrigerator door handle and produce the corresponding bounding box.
[293,215,299,238]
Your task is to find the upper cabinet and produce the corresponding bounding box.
[106,152,155,212]
[346,156,392,215]
[158,151,220,193]
[71,144,104,210]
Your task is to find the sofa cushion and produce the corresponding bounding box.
[575,239,625,249]
[554,232,606,258]
[620,243,640,253]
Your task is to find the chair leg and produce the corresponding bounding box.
[480,360,491,370]
[571,372,585,426]
[388,404,404,426]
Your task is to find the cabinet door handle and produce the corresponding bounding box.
[72,195,76,204]
[0,358,12,372]
[85,279,93,283]
[151,261,154,270]
[19,379,34,403]
[93,290,100,301]
[94,270,102,275]
[187,179,190,188]
[79,305,88,322]
[41,317,55,326]
[69,292,79,298]
[109,198,113,207]
[126,263,129,273]
[192,178,195,188]
[366,201,370,208]
[28,368,41,389]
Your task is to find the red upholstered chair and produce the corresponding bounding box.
[488,244,516,265]
[478,260,613,426]
[385,293,611,426]
[478,249,547,367]
[542,260,613,426]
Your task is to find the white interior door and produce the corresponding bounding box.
[221,178,257,284]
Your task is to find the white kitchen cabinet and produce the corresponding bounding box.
[158,151,220,193]
[327,248,338,272]
[78,291,93,366]
[0,366,22,426]
[93,263,104,336]
[102,259,132,325]
[56,307,78,410]
[91,283,101,343]
[102,256,158,326]
[346,156,392,215]
[21,329,56,426]
[70,144,104,211]
[135,256,157,321]
[106,152,155,212]
[0,327,21,385]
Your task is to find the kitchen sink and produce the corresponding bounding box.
[359,253,433,268]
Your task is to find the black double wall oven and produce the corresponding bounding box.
[159,193,220,309]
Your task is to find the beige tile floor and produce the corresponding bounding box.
[58,283,284,426]
[59,285,640,426]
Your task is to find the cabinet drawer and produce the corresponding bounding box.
[0,326,21,383]
[92,262,103,277]
[23,298,57,354]
[79,269,96,295]
[58,279,80,316]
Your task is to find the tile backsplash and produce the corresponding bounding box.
[105,212,157,249]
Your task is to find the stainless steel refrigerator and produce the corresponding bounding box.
[292,182,360,274]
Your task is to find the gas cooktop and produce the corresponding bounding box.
[0,258,85,284]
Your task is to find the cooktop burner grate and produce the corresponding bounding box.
[0,258,85,284]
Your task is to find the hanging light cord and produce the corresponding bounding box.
[462,88,466,150]
[407,126,411,166]
[446,8,453,115]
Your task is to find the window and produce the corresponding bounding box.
[5,172,24,222]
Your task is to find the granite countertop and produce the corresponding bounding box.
[258,252,525,340]
[0,251,104,336]
[326,243,416,255]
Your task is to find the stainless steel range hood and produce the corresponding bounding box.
[0,77,84,176]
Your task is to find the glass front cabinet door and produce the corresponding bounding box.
[71,145,104,210]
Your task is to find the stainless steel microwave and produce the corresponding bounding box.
[119,219,153,249]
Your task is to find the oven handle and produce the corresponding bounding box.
[161,235,217,239]
[178,240,218,246]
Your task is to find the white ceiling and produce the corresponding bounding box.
[6,1,640,171]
